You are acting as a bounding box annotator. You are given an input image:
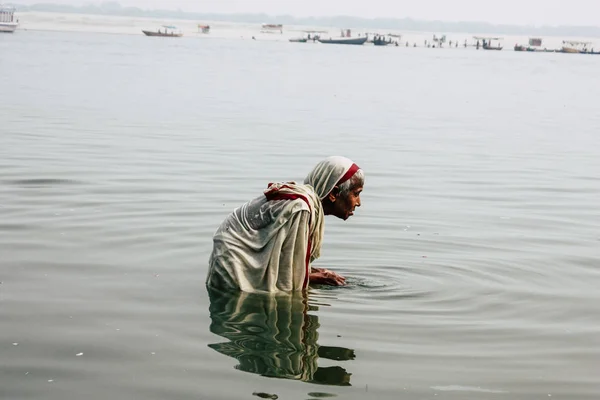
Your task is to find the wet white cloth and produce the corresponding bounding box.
[206,156,357,293]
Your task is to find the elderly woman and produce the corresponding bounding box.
[206,156,364,293]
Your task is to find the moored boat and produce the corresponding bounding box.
[289,37,308,43]
[318,36,368,45]
[198,24,210,34]
[261,23,283,33]
[372,34,394,46]
[0,4,18,33]
[374,40,389,46]
[474,36,503,50]
[560,40,593,53]
[142,25,183,37]
[514,38,556,52]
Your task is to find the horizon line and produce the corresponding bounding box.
[10,2,600,35]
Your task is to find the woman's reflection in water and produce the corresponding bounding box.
[207,287,354,386]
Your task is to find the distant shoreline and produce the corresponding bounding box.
[9,2,600,38]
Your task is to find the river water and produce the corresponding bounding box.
[1,22,599,400]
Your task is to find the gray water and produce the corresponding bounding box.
[1,30,600,400]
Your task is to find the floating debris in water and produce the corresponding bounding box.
[308,392,338,398]
[48,380,54,383]
[151,352,156,355]
[252,392,278,399]
[431,385,508,393]
[76,353,83,357]
[12,343,18,346]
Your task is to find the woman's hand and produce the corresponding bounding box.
[309,268,346,286]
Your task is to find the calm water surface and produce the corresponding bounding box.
[1,30,600,400]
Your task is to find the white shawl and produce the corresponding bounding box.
[206,156,357,293]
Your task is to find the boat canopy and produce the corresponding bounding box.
[529,38,543,46]
[563,40,591,45]
[162,25,178,29]
[473,36,503,40]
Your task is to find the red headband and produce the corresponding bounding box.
[337,163,360,186]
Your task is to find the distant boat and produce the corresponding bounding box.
[373,36,392,46]
[142,25,183,37]
[0,5,19,33]
[474,36,503,50]
[560,40,597,54]
[289,37,308,43]
[261,23,283,33]
[318,36,368,45]
[198,24,210,34]
[514,38,555,52]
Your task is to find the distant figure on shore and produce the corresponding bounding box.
[206,156,364,293]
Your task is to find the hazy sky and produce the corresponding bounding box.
[21,0,600,26]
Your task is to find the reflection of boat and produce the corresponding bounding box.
[0,5,19,33]
[142,25,183,37]
[318,36,368,45]
[207,287,354,386]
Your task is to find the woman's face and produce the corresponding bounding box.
[332,184,363,220]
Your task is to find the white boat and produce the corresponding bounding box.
[142,25,183,37]
[0,5,18,33]
[560,40,594,54]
